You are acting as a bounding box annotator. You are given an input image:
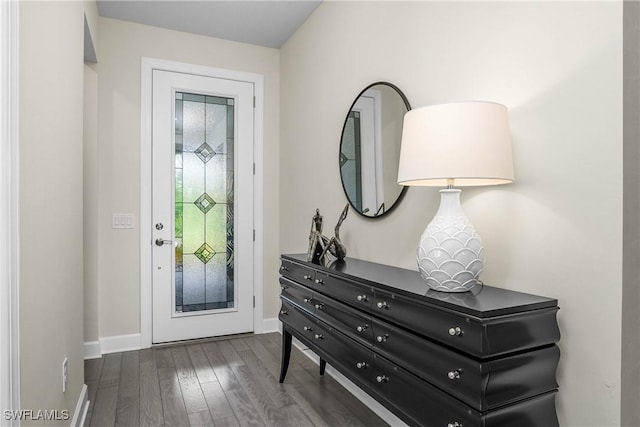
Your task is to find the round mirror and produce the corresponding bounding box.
[339,82,410,218]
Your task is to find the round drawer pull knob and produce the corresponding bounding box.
[314,279,324,285]
[303,274,312,280]
[448,327,463,336]
[304,297,312,303]
[376,301,388,309]
[303,326,313,332]
[376,375,388,383]
[376,335,387,343]
[280,309,288,315]
[448,370,461,380]
[356,295,368,302]
[315,303,324,310]
[280,266,289,271]
[314,334,324,340]
[448,423,462,427]
[356,362,368,369]
[356,325,368,333]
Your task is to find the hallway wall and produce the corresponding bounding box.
[95,18,280,340]
[280,2,622,426]
[19,1,91,423]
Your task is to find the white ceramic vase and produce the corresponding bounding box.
[417,189,484,292]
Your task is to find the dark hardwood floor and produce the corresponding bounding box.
[84,332,388,427]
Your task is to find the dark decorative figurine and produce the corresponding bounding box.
[307,209,326,264]
[321,204,349,260]
[307,205,349,264]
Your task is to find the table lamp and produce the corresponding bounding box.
[397,101,514,292]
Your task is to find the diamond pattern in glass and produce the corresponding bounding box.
[194,143,216,163]
[194,193,216,214]
[194,243,216,264]
[340,152,348,167]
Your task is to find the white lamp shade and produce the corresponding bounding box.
[397,101,514,187]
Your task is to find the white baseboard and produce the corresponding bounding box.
[70,384,88,427]
[260,317,279,333]
[288,333,407,427]
[84,334,142,359]
[100,333,142,355]
[83,341,100,360]
[85,319,280,360]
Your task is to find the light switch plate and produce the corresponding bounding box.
[112,214,134,229]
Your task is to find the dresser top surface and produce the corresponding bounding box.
[282,254,557,317]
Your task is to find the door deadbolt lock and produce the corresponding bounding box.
[155,223,164,230]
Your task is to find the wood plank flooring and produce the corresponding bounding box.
[85,333,388,427]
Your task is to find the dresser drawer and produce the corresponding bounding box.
[372,318,560,411]
[373,289,560,358]
[484,307,560,356]
[372,317,484,409]
[280,259,316,286]
[280,277,315,311]
[373,288,484,356]
[311,321,373,391]
[314,271,374,310]
[371,354,559,427]
[481,391,559,427]
[371,353,479,427]
[312,292,374,348]
[279,297,317,344]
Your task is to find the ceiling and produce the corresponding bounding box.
[97,1,322,49]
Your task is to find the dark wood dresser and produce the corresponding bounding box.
[278,254,560,427]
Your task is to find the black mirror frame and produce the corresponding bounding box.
[338,82,411,219]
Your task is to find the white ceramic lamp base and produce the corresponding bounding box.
[417,189,484,293]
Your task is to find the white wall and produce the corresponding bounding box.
[96,17,280,339]
[280,2,622,426]
[19,1,88,423]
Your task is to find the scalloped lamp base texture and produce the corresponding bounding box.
[417,189,484,293]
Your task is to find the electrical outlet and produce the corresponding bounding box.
[62,357,68,393]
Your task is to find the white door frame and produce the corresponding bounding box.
[0,0,20,424]
[140,57,265,348]
[352,88,384,214]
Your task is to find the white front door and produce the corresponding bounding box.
[152,69,254,344]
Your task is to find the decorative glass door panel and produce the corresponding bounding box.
[175,92,235,313]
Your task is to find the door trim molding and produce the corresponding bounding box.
[0,1,20,426]
[0,0,20,424]
[140,57,265,347]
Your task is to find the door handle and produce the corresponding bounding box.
[155,238,173,247]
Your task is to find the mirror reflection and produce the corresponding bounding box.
[340,83,410,218]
